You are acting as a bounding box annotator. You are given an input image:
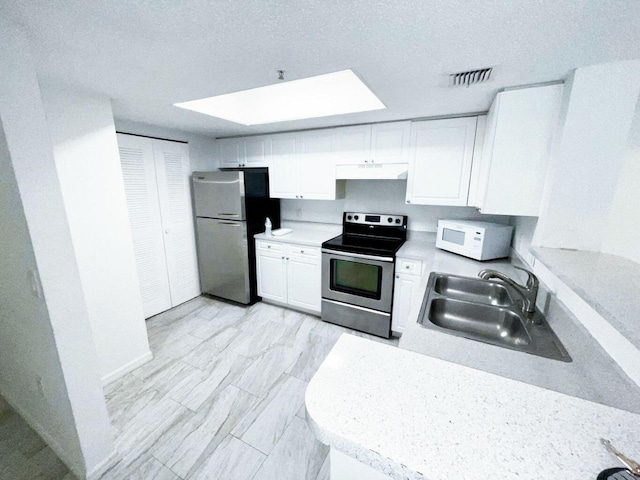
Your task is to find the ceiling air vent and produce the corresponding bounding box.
[449,67,493,87]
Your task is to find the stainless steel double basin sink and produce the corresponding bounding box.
[418,273,571,362]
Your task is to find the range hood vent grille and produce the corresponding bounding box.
[449,67,493,87]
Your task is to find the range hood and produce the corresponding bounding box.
[336,163,408,180]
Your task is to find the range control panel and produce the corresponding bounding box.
[344,212,406,226]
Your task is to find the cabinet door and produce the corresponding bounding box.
[256,251,287,303]
[218,138,245,168]
[334,124,372,165]
[117,134,172,318]
[244,136,271,167]
[371,121,411,164]
[153,139,201,306]
[478,85,563,216]
[391,272,420,334]
[269,133,299,199]
[286,250,321,313]
[406,117,477,206]
[298,130,337,200]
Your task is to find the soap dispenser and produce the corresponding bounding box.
[265,217,272,236]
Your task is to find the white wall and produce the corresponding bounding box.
[282,180,510,231]
[535,60,640,251]
[40,80,152,384]
[601,103,640,264]
[510,216,538,267]
[0,19,113,478]
[114,118,218,171]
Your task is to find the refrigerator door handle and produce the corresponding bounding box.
[217,221,242,226]
[218,213,241,217]
[193,179,241,185]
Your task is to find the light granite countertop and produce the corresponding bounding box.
[531,247,640,351]
[306,234,640,479]
[253,220,341,247]
[396,238,640,413]
[306,334,640,480]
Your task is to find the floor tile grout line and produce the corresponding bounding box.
[150,452,185,480]
[230,433,270,464]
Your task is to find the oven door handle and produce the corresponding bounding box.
[321,249,394,263]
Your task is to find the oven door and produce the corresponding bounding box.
[321,249,395,312]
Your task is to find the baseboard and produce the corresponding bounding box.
[262,299,321,317]
[0,386,87,478]
[101,350,153,386]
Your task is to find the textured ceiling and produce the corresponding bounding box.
[3,0,640,137]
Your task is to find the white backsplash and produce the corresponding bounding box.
[281,180,510,232]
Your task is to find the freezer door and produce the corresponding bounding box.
[196,217,251,304]
[193,171,245,220]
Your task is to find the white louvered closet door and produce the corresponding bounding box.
[152,139,200,307]
[118,134,172,318]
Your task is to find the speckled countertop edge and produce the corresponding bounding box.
[530,247,640,350]
[305,334,640,480]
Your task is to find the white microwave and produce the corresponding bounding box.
[436,220,514,261]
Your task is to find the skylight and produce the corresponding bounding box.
[173,70,385,125]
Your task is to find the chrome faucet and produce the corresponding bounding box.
[478,267,539,315]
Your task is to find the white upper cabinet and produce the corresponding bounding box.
[333,124,372,164]
[268,131,343,200]
[244,135,271,167]
[473,84,564,216]
[218,138,245,168]
[298,130,337,200]
[406,117,478,206]
[269,133,299,199]
[371,121,411,164]
[217,136,270,168]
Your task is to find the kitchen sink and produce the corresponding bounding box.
[428,298,531,347]
[432,274,514,307]
[418,272,571,362]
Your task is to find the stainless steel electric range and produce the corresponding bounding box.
[321,212,408,338]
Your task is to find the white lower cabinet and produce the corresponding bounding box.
[391,258,425,334]
[256,248,288,303]
[256,240,321,313]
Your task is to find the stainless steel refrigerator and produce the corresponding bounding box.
[193,169,280,305]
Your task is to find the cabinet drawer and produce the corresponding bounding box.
[396,258,423,275]
[256,240,284,253]
[287,244,320,259]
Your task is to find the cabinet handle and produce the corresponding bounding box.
[407,200,411,204]
[396,275,399,279]
[300,195,303,199]
[281,256,285,259]
[267,245,271,248]
[286,257,289,260]
[405,265,410,269]
[301,250,304,253]
[364,160,369,163]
